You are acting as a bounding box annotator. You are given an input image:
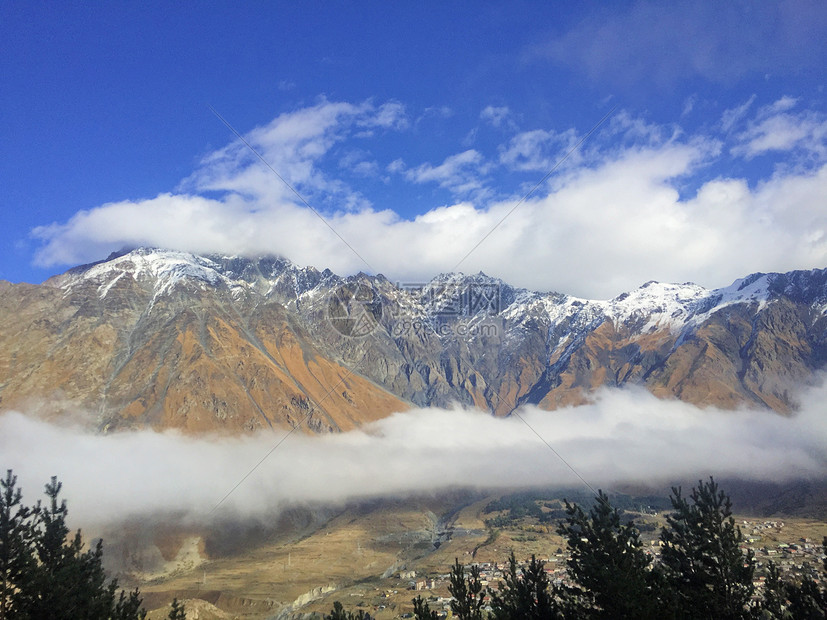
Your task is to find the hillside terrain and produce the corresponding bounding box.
[117,485,827,619]
[1,248,827,432]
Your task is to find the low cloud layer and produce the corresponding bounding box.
[30,97,827,299]
[2,386,826,529]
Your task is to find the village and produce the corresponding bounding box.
[325,516,826,619]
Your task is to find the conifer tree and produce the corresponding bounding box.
[0,470,146,620]
[448,558,485,620]
[659,477,754,619]
[168,597,186,620]
[25,477,112,618]
[558,490,660,619]
[326,601,350,620]
[488,552,561,620]
[756,561,788,619]
[785,575,826,619]
[0,470,37,620]
[777,538,827,619]
[412,594,438,620]
[324,600,371,620]
[113,588,146,620]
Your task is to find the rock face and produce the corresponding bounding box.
[0,250,406,433]
[1,248,826,433]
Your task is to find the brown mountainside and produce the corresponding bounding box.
[0,256,405,433]
[1,248,826,433]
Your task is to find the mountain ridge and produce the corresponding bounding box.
[2,247,826,433]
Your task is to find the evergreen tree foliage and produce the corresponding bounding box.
[324,600,371,620]
[659,477,755,620]
[785,575,826,619]
[112,588,146,620]
[0,470,147,620]
[412,594,438,620]
[756,561,789,619]
[772,538,827,620]
[168,597,186,620]
[0,470,37,620]
[558,489,660,619]
[448,558,485,620]
[488,552,560,620]
[325,601,350,620]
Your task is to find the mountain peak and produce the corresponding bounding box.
[4,250,827,432]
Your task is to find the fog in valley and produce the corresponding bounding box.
[3,383,826,532]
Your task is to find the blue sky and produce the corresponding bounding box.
[2,1,826,297]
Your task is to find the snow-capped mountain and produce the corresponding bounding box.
[2,247,826,433]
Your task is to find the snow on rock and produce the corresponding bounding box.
[58,249,827,339]
[60,248,224,299]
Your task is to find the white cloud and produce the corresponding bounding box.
[417,105,453,123]
[732,98,827,159]
[386,158,406,174]
[480,105,513,129]
[351,161,379,177]
[183,99,406,207]
[721,95,756,132]
[607,111,680,147]
[500,129,578,172]
[737,115,811,156]
[338,150,379,178]
[499,129,563,172]
[30,99,827,299]
[365,101,408,130]
[404,149,490,196]
[767,96,799,115]
[2,384,826,528]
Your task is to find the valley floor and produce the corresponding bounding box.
[125,489,827,619]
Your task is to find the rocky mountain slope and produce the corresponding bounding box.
[1,248,826,433]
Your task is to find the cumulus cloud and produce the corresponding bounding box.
[2,385,826,529]
[30,97,827,299]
